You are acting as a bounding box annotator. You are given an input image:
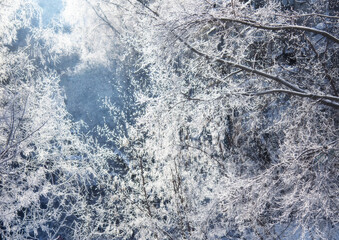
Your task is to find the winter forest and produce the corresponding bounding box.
[0,0,338,239]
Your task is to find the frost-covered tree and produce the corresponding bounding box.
[67,0,338,239]
[0,1,121,239]
[2,0,338,239]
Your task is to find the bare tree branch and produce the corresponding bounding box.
[290,13,339,20]
[172,32,339,108]
[245,89,339,101]
[212,17,339,44]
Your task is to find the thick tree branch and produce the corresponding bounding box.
[291,13,339,20]
[171,31,303,91]
[173,32,339,108]
[212,17,339,44]
[245,89,339,101]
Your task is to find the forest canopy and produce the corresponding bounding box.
[0,0,338,239]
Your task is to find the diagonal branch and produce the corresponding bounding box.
[136,0,159,17]
[172,32,339,108]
